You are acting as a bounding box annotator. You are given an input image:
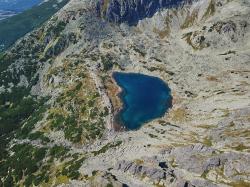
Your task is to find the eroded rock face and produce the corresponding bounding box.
[167,144,219,175]
[96,0,184,25]
[210,107,250,152]
[164,142,250,184]
[115,160,175,184]
[222,153,250,181]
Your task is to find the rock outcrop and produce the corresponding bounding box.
[96,0,184,25]
[115,160,175,185]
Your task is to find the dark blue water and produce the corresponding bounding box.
[113,72,172,130]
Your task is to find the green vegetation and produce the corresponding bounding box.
[0,89,47,136]
[203,137,213,147]
[92,141,122,156]
[148,133,158,139]
[47,21,67,37]
[101,54,114,71]
[61,156,86,179]
[170,108,188,122]
[45,75,106,144]
[232,143,249,152]
[0,0,69,52]
[49,145,70,159]
[201,169,209,179]
[0,141,86,186]
[202,0,216,21]
[16,103,48,138]
[0,41,51,187]
[130,45,146,57]
[0,5,107,185]
[28,131,50,143]
[181,10,198,29]
[48,106,104,143]
[0,1,106,186]
[229,181,250,187]
[0,144,47,186]
[0,52,8,72]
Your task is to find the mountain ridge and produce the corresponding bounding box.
[96,0,186,25]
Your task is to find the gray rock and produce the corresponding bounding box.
[170,143,216,156]
[221,152,250,181]
[167,141,250,182]
[167,144,220,175]
[115,160,175,182]
[221,21,236,34]
[191,179,219,187]
[204,157,221,171]
[239,20,248,28]
[96,0,184,25]
[174,180,195,187]
[210,107,250,143]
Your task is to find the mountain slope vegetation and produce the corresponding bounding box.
[0,0,69,52]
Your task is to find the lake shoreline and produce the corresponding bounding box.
[110,72,127,131]
[111,71,172,130]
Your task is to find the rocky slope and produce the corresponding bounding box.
[96,0,184,25]
[0,0,250,186]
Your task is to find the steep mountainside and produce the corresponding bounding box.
[0,10,16,21]
[0,0,250,186]
[0,0,69,52]
[0,0,42,12]
[96,0,184,25]
[0,0,42,20]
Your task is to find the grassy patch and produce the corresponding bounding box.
[92,141,122,156]
[49,145,69,159]
[170,108,188,122]
[203,137,213,147]
[231,143,249,152]
[61,156,86,180]
[153,27,170,39]
[229,181,250,187]
[149,133,158,139]
[202,0,216,21]
[181,10,198,29]
[206,75,219,82]
[134,159,144,165]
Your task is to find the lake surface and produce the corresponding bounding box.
[113,72,172,130]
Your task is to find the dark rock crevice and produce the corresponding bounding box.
[96,0,185,25]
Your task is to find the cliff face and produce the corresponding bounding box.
[96,0,184,25]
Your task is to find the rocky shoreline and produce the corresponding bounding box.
[106,72,126,131]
